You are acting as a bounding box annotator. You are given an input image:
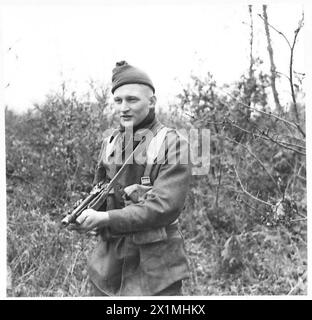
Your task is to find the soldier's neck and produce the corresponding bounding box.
[119,108,156,133]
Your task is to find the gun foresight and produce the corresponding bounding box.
[61,204,85,227]
[61,215,71,227]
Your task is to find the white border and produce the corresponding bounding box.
[0,0,310,301]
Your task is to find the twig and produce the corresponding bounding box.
[225,136,282,195]
[258,13,291,49]
[233,165,273,207]
[296,163,306,181]
[276,71,290,81]
[185,93,305,144]
[253,126,306,155]
[295,174,306,183]
[227,120,306,155]
[290,218,307,223]
[222,89,301,131]
[183,111,195,119]
[289,13,305,126]
[224,116,305,153]
[239,197,264,216]
[274,139,306,150]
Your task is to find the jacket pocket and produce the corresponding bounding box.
[132,227,167,244]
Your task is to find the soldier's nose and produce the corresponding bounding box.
[121,102,130,112]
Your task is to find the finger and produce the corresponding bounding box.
[124,200,133,206]
[124,184,138,195]
[68,223,80,231]
[76,213,87,225]
[68,224,85,234]
[87,230,98,237]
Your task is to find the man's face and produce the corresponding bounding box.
[113,84,155,128]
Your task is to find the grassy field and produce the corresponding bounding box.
[7,184,307,297]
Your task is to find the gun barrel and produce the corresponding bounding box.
[61,214,74,227]
[61,192,98,227]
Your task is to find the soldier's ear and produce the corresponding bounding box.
[149,95,157,108]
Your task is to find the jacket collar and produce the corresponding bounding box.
[119,108,156,133]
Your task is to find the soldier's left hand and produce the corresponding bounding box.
[69,208,109,233]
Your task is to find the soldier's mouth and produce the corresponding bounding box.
[121,115,133,120]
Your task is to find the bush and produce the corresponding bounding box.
[6,70,306,296]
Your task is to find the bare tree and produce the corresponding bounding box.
[289,14,304,124]
[259,8,305,138]
[248,5,254,81]
[262,5,283,114]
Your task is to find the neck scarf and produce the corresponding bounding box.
[119,108,156,133]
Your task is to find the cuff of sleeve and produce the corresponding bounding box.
[107,208,133,234]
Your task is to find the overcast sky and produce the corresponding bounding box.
[0,1,307,113]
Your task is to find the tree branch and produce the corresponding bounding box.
[258,13,292,49]
[232,124,306,156]
[261,5,283,114]
[233,165,273,207]
[289,13,304,125]
[221,89,298,129]
[225,136,283,195]
[258,9,305,137]
[195,117,305,155]
[226,120,306,155]
[239,197,264,216]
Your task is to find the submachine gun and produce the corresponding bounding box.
[61,134,147,228]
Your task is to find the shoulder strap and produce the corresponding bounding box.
[105,130,120,162]
[142,126,169,181]
[104,124,170,186]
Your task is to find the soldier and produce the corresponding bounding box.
[73,61,191,296]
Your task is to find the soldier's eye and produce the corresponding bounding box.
[127,97,139,102]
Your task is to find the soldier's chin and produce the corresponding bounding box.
[121,118,134,128]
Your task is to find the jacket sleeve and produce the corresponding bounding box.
[107,130,192,234]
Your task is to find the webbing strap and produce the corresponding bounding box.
[143,126,169,178]
[104,122,169,185]
[105,132,120,162]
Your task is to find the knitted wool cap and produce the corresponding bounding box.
[111,61,155,94]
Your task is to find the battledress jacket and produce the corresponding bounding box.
[88,118,191,296]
